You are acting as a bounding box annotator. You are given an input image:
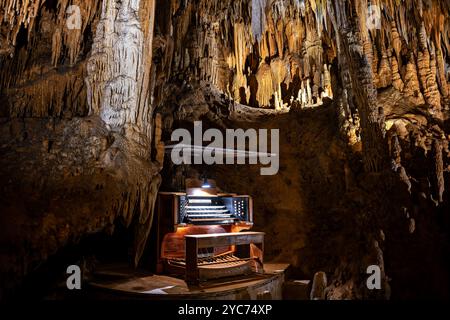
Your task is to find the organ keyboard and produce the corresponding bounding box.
[150,189,264,285]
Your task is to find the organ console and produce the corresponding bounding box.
[150,185,264,285]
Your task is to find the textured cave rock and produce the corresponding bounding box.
[0,0,450,300]
[0,117,161,292]
[0,0,160,299]
[152,0,450,113]
[153,0,450,300]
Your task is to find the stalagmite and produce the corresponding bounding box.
[432,140,445,203]
[266,14,279,58]
[323,64,333,99]
[148,0,345,111]
[51,29,62,67]
[54,0,100,67]
[313,66,321,103]
[306,78,312,106]
[6,0,449,115]
[390,134,402,166]
[8,65,88,117]
[86,0,144,129]
[275,18,284,59]
[301,80,307,107]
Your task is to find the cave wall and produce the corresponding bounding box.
[0,0,162,299]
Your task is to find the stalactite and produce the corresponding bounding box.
[435,45,448,98]
[3,0,450,300]
[403,55,425,105]
[256,61,273,107]
[8,64,88,118]
[266,14,278,58]
[306,78,312,105]
[270,57,288,105]
[223,0,448,110]
[1,0,101,101]
[389,49,404,92]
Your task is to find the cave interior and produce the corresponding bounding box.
[0,0,450,301]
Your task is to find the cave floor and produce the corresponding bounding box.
[87,263,290,300]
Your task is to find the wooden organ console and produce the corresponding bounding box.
[150,187,264,285]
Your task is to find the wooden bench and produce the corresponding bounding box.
[185,232,265,285]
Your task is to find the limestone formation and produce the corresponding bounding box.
[0,0,160,297]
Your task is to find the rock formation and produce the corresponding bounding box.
[0,0,160,298]
[1,0,449,300]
